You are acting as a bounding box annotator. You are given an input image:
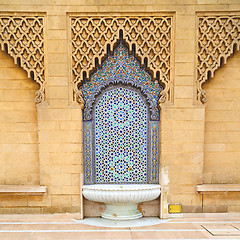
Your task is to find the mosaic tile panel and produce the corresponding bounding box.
[81,41,162,121]
[150,122,159,183]
[84,122,93,184]
[82,40,160,184]
[94,87,148,183]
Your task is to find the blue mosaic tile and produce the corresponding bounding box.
[82,40,160,184]
[81,41,162,121]
[94,87,148,183]
[84,122,93,183]
[150,122,159,183]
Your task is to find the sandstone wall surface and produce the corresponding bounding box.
[0,0,239,216]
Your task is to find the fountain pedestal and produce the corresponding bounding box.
[82,184,161,220]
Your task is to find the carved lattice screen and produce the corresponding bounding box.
[197,15,240,103]
[70,16,173,104]
[0,16,45,103]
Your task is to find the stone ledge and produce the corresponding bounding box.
[197,184,240,193]
[0,185,47,196]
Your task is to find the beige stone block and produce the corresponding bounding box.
[175,62,194,76]
[0,132,38,144]
[0,122,37,132]
[0,89,36,102]
[51,195,72,207]
[62,186,80,194]
[84,200,105,217]
[40,143,81,153]
[174,99,194,108]
[49,99,68,108]
[61,165,80,174]
[47,15,67,29]
[47,29,67,39]
[205,131,240,143]
[0,196,28,207]
[206,109,240,122]
[48,173,72,186]
[71,109,82,121]
[40,165,61,174]
[47,40,67,54]
[225,143,240,152]
[47,186,62,195]
[192,130,204,143]
[175,28,195,40]
[172,130,192,143]
[160,130,173,143]
[48,63,68,77]
[176,14,195,29]
[59,122,82,131]
[175,52,195,63]
[27,195,51,207]
[183,143,203,152]
[132,0,154,4]
[72,195,81,207]
[0,68,29,80]
[175,86,193,99]
[48,77,68,86]
[0,102,36,111]
[0,207,41,214]
[197,0,217,3]
[170,185,196,195]
[193,108,205,121]
[175,40,195,53]
[205,144,226,152]
[17,144,38,153]
[48,86,68,99]
[71,174,80,186]
[48,53,68,65]
[203,205,228,213]
[229,206,240,212]
[174,76,194,86]
[0,110,37,123]
[172,109,194,120]
[38,121,59,130]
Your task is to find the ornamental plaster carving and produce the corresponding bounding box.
[70,16,173,104]
[197,15,240,104]
[0,16,45,103]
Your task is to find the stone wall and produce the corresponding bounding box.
[0,50,39,185]
[0,0,239,216]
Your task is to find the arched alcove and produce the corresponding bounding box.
[81,39,162,185]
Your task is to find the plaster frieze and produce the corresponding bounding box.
[0,15,45,103]
[197,15,240,104]
[70,16,173,105]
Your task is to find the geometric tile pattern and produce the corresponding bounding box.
[82,41,162,121]
[150,122,159,183]
[83,41,160,184]
[94,87,148,183]
[83,122,93,184]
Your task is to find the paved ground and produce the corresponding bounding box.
[0,214,240,239]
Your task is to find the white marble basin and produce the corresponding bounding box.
[82,184,161,220]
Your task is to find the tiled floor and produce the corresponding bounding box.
[0,214,239,239]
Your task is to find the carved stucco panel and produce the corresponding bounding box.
[196,15,240,104]
[70,16,173,105]
[0,15,45,103]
